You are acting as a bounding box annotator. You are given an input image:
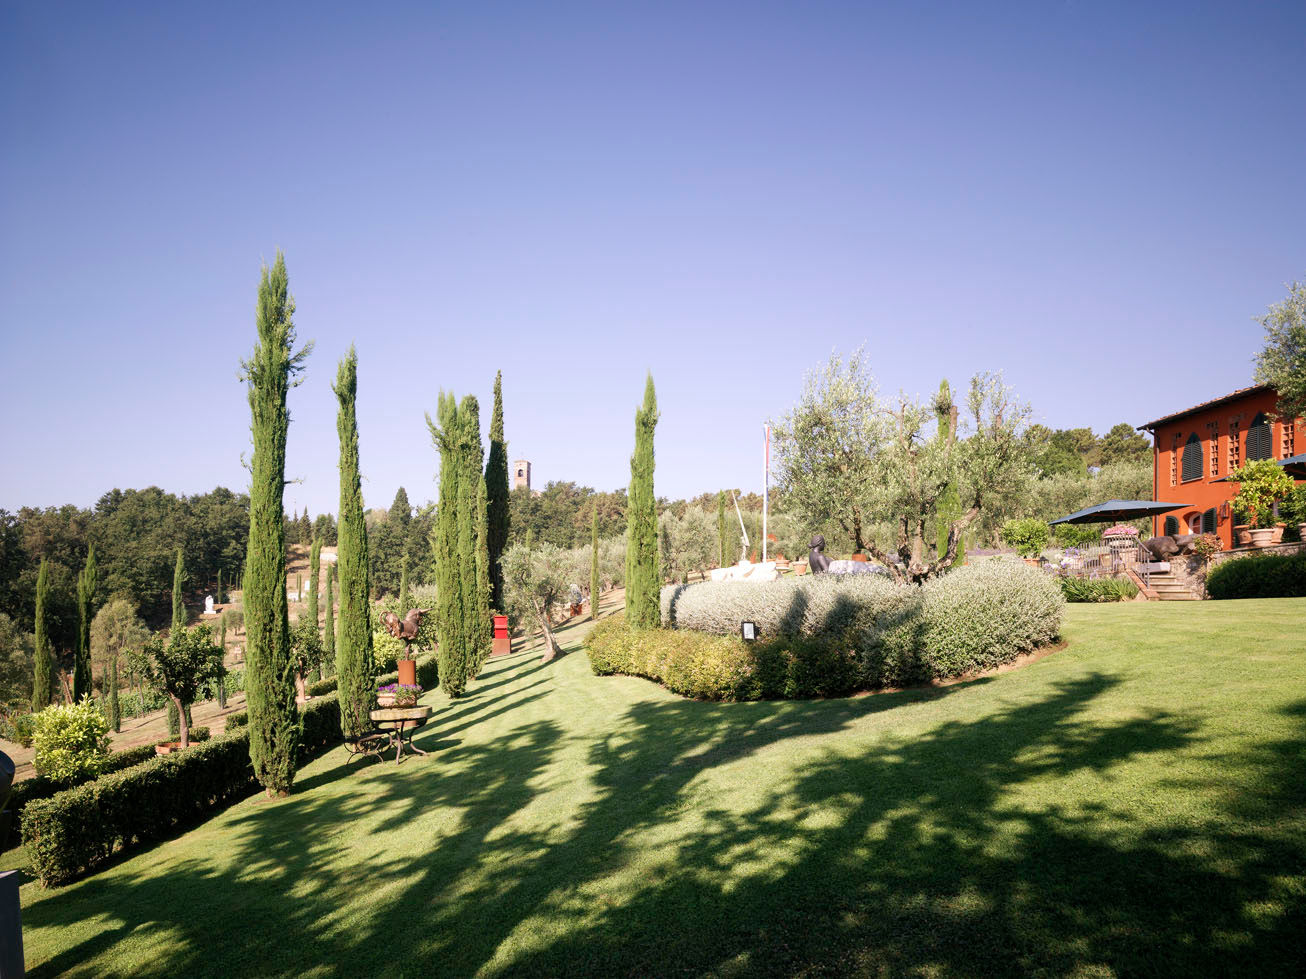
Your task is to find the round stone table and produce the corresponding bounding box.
[369,705,433,765]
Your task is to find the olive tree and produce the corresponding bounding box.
[1253,277,1306,422]
[501,542,569,660]
[774,351,1031,584]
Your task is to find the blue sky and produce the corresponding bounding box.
[2,1,1304,516]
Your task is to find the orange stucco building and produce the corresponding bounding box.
[1138,385,1303,549]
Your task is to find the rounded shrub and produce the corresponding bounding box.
[919,560,1064,676]
[32,697,111,783]
[1206,551,1306,600]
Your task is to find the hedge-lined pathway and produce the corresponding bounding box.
[10,597,1306,976]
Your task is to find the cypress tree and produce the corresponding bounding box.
[590,509,601,620]
[74,544,98,700]
[431,393,463,696]
[168,548,186,735]
[398,553,410,610]
[625,374,660,630]
[308,537,321,675]
[217,620,228,709]
[323,563,336,679]
[485,370,510,610]
[474,468,492,670]
[241,251,309,796]
[109,659,121,732]
[334,347,374,738]
[32,558,52,710]
[717,491,729,567]
[934,380,966,566]
[457,398,486,676]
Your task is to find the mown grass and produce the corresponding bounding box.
[11,598,1306,976]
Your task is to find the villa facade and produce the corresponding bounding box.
[1138,385,1303,548]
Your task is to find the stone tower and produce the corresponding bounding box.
[513,459,531,491]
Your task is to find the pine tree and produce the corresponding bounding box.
[74,544,97,700]
[398,553,410,610]
[323,563,336,679]
[109,659,121,732]
[334,347,374,738]
[717,491,729,567]
[241,251,309,795]
[934,380,966,566]
[625,374,660,630]
[485,370,510,610]
[32,558,52,710]
[389,487,412,526]
[300,507,312,545]
[590,509,601,621]
[168,548,186,736]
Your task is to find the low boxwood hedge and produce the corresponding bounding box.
[22,694,345,886]
[1206,551,1306,599]
[2,743,159,851]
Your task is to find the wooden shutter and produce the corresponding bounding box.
[1164,516,1179,536]
[1247,414,1272,460]
[1181,433,1203,482]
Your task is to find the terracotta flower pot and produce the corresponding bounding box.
[1271,524,1285,544]
[851,554,868,563]
[1234,525,1251,546]
[155,742,182,755]
[1248,528,1276,547]
[376,692,397,707]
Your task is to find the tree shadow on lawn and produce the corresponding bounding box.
[22,680,1306,977]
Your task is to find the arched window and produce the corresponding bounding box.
[1181,433,1203,482]
[1164,516,1179,536]
[1246,413,1272,460]
[1202,508,1217,534]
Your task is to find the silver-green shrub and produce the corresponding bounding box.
[918,560,1064,676]
[660,561,1062,687]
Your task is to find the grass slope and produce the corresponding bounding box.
[12,598,1306,976]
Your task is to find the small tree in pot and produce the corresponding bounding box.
[1230,459,1295,543]
[144,625,222,749]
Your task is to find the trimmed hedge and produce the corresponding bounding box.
[22,694,345,886]
[588,615,860,701]
[1059,577,1139,603]
[630,561,1063,697]
[1206,551,1306,600]
[2,743,160,851]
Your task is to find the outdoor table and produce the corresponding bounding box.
[369,706,432,765]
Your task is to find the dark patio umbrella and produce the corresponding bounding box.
[1213,453,1306,481]
[1049,499,1190,525]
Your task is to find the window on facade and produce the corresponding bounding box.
[1247,413,1272,460]
[1202,508,1217,534]
[1163,516,1179,536]
[1181,433,1203,482]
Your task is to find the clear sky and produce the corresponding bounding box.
[2,1,1304,516]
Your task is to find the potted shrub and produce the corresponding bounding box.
[1001,518,1050,564]
[1230,459,1295,547]
[1283,485,1306,541]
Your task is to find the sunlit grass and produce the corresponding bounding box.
[12,597,1306,976]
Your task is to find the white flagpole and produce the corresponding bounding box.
[762,424,770,563]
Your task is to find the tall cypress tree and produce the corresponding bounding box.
[590,509,601,621]
[323,563,336,679]
[74,544,98,700]
[484,370,510,610]
[334,347,374,737]
[216,568,224,605]
[241,251,309,796]
[32,558,52,710]
[308,537,321,679]
[168,548,186,735]
[625,374,660,630]
[717,491,729,567]
[474,469,492,671]
[109,659,121,732]
[217,620,228,709]
[457,397,486,676]
[431,393,464,696]
[398,553,410,611]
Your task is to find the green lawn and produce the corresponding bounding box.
[11,599,1306,976]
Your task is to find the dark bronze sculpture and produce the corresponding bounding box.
[808,535,832,575]
[383,608,431,641]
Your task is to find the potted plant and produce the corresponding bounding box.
[1001,518,1050,565]
[1103,525,1139,547]
[1230,459,1295,547]
[1283,485,1306,541]
[376,683,421,708]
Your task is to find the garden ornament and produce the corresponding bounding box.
[808,535,832,575]
[382,608,431,641]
